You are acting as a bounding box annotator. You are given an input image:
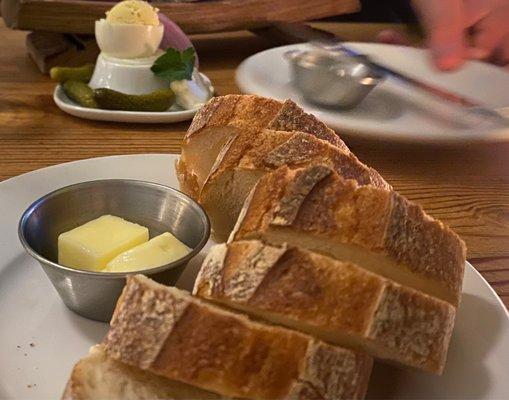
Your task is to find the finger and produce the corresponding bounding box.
[412,0,466,70]
[472,4,509,54]
[463,0,504,26]
[376,30,412,46]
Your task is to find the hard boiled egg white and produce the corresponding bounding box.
[95,19,164,59]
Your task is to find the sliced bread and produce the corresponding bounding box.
[62,345,222,400]
[187,128,390,241]
[177,94,350,199]
[229,165,466,307]
[194,240,456,374]
[103,275,373,400]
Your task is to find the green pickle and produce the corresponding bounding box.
[94,88,175,112]
[63,81,98,108]
[50,64,95,83]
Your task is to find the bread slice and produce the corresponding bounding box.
[230,165,466,307]
[185,128,390,241]
[194,240,456,374]
[103,274,373,400]
[177,94,350,200]
[62,345,222,400]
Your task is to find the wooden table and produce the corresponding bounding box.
[1,21,508,308]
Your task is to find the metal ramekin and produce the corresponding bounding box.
[18,179,210,322]
[286,49,383,109]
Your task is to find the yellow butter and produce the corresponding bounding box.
[58,215,149,271]
[104,232,191,272]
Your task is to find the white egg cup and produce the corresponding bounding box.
[88,52,169,95]
[91,19,168,95]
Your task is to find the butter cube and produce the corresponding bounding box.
[58,215,149,271]
[104,232,191,272]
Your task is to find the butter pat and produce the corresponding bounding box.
[104,232,191,272]
[58,215,149,271]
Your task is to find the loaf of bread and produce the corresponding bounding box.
[230,165,466,307]
[62,345,223,400]
[62,92,464,398]
[103,275,373,400]
[194,240,456,374]
[179,127,390,241]
[177,94,350,200]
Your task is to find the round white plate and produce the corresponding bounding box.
[0,155,508,399]
[236,43,509,143]
[53,72,213,123]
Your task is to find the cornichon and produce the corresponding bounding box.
[63,80,98,108]
[94,88,175,112]
[50,64,95,83]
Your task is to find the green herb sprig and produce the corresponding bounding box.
[151,47,196,83]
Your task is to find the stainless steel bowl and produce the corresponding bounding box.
[286,49,382,109]
[18,179,210,322]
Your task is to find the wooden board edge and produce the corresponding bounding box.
[2,0,360,35]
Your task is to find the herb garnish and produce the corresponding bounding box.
[151,47,196,83]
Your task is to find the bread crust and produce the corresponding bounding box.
[187,128,390,241]
[181,95,389,229]
[205,129,390,192]
[195,241,456,374]
[230,165,466,306]
[186,94,348,151]
[180,94,357,204]
[268,99,347,150]
[104,275,372,400]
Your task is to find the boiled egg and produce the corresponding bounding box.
[95,0,163,59]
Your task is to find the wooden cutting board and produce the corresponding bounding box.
[2,0,359,35]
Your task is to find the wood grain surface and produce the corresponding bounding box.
[2,0,359,34]
[0,21,507,308]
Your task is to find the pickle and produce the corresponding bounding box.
[50,64,95,83]
[63,80,98,108]
[94,88,175,112]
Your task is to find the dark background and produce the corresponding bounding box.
[337,0,417,23]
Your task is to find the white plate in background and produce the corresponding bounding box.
[0,154,508,399]
[236,43,509,143]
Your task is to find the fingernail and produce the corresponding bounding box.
[376,30,410,46]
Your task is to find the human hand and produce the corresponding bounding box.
[412,0,509,70]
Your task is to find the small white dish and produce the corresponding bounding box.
[236,43,509,143]
[53,71,213,123]
[89,52,168,95]
[0,154,508,399]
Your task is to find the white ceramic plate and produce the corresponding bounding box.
[236,43,509,143]
[53,72,213,123]
[0,154,508,399]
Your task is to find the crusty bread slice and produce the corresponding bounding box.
[194,240,456,374]
[62,345,222,400]
[104,275,373,400]
[230,165,466,307]
[177,94,350,200]
[179,127,389,241]
[187,94,348,150]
